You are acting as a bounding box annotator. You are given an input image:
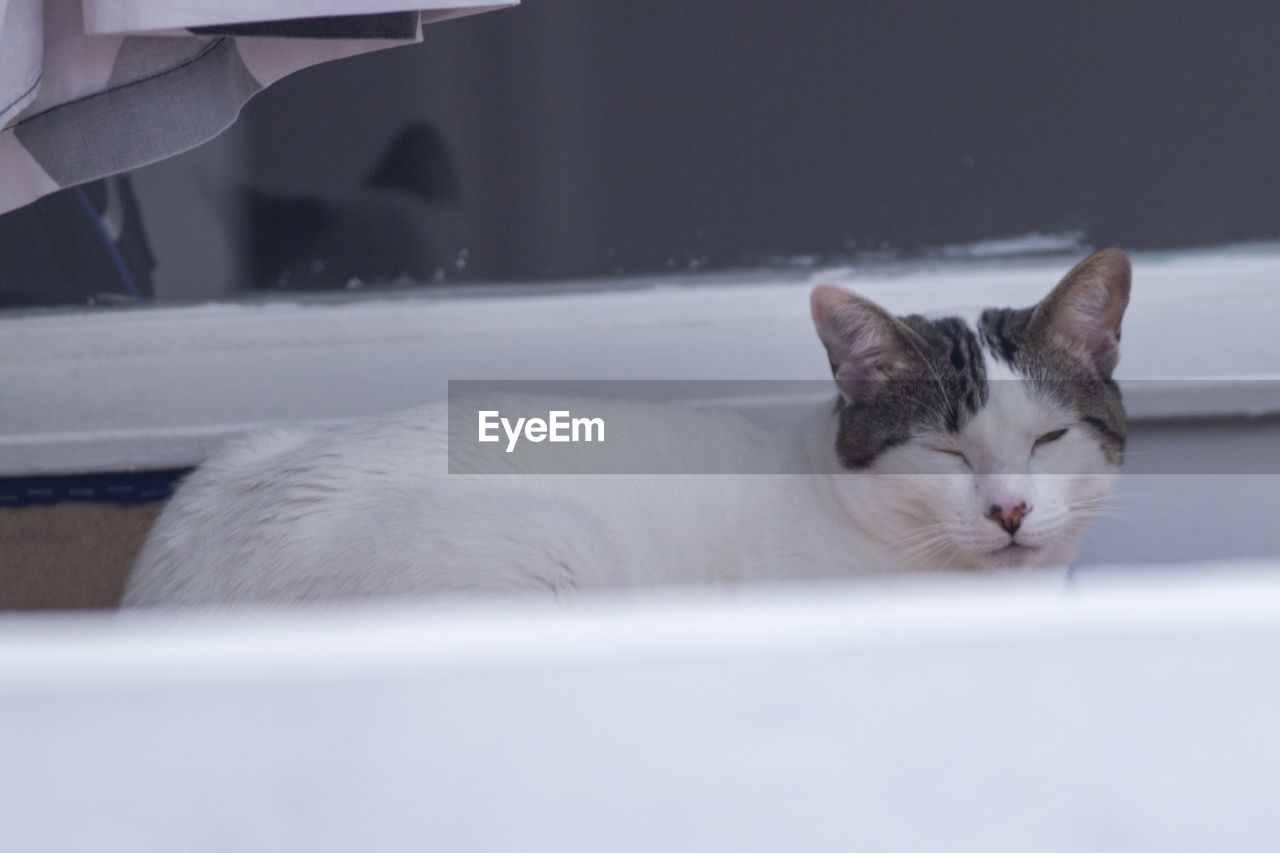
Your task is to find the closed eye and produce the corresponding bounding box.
[1034,428,1069,448]
[930,447,971,469]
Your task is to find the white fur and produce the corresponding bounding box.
[125,378,1115,607]
[129,253,1133,607]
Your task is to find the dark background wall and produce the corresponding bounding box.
[176,1,1280,287]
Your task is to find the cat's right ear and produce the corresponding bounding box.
[810,284,912,403]
[1030,248,1131,378]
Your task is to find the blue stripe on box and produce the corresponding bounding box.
[0,470,190,507]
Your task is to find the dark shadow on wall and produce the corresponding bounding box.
[0,176,154,308]
[14,0,1272,297]
[238,0,1280,284]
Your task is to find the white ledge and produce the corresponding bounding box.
[4,566,1280,852]
[2,247,1279,476]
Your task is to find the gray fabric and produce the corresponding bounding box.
[107,35,215,89]
[0,3,517,216]
[15,38,259,187]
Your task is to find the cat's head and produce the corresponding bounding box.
[810,248,1131,571]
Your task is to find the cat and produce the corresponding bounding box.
[123,248,1131,606]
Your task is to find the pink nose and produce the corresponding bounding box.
[986,501,1030,535]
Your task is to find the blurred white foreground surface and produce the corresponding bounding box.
[3,565,1280,852]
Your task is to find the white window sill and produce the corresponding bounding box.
[2,245,1278,477]
[3,567,1280,851]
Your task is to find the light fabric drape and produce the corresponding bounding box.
[0,1,515,214]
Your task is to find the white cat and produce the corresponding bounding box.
[124,249,1131,606]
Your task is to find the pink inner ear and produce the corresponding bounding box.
[1052,293,1118,367]
[1060,249,1131,335]
[810,284,854,334]
[1065,284,1113,341]
[809,284,909,396]
[1040,250,1131,376]
[810,284,874,362]
[1059,271,1128,349]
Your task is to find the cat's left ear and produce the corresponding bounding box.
[1031,248,1131,378]
[810,284,915,402]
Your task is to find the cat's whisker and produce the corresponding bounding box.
[895,522,954,549]
[893,529,949,553]
[893,528,957,566]
[1067,495,1155,520]
[895,533,951,559]
[1104,490,1182,511]
[1077,507,1139,522]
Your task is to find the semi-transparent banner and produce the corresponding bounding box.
[446,380,1280,475]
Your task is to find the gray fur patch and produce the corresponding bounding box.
[978,306,1126,464]
[834,304,1127,470]
[834,315,989,468]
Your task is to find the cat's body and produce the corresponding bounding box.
[125,250,1132,607]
